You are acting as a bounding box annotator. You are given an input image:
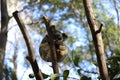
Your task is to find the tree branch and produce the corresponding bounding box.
[83,0,110,80]
[95,23,103,34]
[42,16,59,74]
[0,0,10,79]
[13,11,44,80]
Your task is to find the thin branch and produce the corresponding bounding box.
[105,31,114,56]
[42,16,59,74]
[79,68,98,74]
[13,11,44,80]
[113,0,120,28]
[18,6,31,13]
[96,23,103,34]
[27,21,39,25]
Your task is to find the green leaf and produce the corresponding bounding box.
[93,62,98,66]
[113,71,120,79]
[50,73,59,80]
[52,0,59,4]
[77,69,81,75]
[71,50,76,60]
[81,76,91,80]
[108,55,120,61]
[11,70,17,79]
[63,70,69,80]
[42,72,49,79]
[73,56,79,67]
[29,73,34,78]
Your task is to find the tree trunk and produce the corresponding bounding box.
[83,0,110,80]
[0,0,9,79]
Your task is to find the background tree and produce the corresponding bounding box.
[0,0,12,79]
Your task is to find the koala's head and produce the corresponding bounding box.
[50,25,68,44]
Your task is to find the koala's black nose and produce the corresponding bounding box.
[57,36,62,40]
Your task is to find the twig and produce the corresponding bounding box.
[42,16,59,74]
[13,11,44,80]
[113,0,120,28]
[96,23,103,34]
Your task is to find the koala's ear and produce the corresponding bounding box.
[62,33,68,41]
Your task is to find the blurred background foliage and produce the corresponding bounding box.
[1,0,120,80]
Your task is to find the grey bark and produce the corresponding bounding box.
[0,0,10,79]
[83,0,110,80]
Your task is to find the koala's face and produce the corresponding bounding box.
[53,31,63,42]
[53,31,67,45]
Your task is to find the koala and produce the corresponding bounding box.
[39,25,68,62]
